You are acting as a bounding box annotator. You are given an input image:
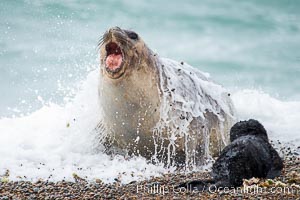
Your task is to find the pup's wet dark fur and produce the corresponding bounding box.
[179,119,283,190]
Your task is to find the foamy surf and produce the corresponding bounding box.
[0,70,171,183]
[0,68,299,184]
[232,89,300,144]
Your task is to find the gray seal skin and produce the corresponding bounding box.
[98,27,235,166]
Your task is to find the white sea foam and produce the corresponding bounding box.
[0,70,171,183]
[0,68,299,183]
[232,89,300,144]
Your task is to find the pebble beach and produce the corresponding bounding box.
[1,150,299,200]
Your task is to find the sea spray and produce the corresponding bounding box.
[0,70,170,183]
[153,58,236,167]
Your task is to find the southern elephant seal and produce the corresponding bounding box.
[97,27,235,167]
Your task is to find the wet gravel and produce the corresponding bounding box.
[1,146,300,199]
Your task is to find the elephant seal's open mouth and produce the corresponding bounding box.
[105,42,124,74]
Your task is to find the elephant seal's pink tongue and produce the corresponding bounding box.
[106,54,122,71]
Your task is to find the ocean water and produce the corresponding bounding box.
[0,0,299,183]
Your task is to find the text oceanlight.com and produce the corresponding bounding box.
[136,184,300,195]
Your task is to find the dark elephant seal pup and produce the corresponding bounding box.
[97,27,236,166]
[179,119,283,189]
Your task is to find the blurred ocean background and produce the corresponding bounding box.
[0,0,299,182]
[1,0,300,116]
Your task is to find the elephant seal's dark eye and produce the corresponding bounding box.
[127,32,138,40]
